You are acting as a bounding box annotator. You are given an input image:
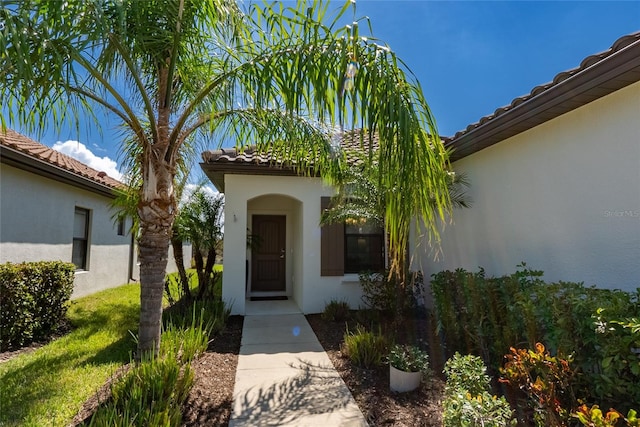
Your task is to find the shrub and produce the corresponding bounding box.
[323,299,351,322]
[444,353,491,397]
[443,391,516,427]
[342,324,388,368]
[430,264,640,409]
[573,405,639,427]
[359,270,425,316]
[388,344,430,374]
[500,343,575,426]
[443,353,515,427]
[0,261,75,350]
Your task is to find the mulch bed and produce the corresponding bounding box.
[180,315,244,426]
[307,314,445,426]
[4,312,447,426]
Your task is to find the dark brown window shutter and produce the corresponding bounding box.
[320,196,344,276]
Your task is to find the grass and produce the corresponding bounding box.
[0,265,224,426]
[0,283,140,427]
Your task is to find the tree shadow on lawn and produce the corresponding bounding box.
[0,299,139,425]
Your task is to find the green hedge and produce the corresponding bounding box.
[0,261,75,350]
[430,264,640,410]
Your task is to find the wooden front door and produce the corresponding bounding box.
[251,215,286,292]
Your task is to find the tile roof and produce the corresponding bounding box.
[0,128,123,189]
[201,130,380,167]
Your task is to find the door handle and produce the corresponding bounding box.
[280,249,285,259]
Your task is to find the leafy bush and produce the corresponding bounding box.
[430,264,640,409]
[573,405,639,427]
[388,344,430,373]
[443,353,515,427]
[444,353,491,397]
[359,270,425,316]
[591,310,640,407]
[443,391,516,427]
[0,261,75,350]
[500,343,575,426]
[323,299,351,322]
[342,324,388,368]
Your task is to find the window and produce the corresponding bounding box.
[320,197,385,276]
[344,219,384,274]
[117,217,126,236]
[72,207,90,270]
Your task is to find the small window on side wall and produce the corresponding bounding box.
[117,217,126,236]
[72,207,90,270]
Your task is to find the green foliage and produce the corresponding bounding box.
[0,261,75,350]
[170,191,225,301]
[359,270,425,316]
[0,283,139,426]
[443,353,515,427]
[322,299,351,322]
[342,325,388,369]
[573,405,640,427]
[591,309,640,407]
[442,391,516,427]
[500,343,575,426]
[89,301,220,426]
[388,344,430,374]
[163,296,230,338]
[444,353,491,397]
[430,264,640,409]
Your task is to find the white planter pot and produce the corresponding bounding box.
[389,365,422,392]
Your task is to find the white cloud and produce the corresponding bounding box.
[180,183,221,207]
[52,140,123,181]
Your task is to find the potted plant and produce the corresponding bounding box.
[388,344,430,392]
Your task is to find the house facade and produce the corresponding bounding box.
[202,31,640,315]
[0,129,186,298]
[200,146,375,315]
[414,32,640,293]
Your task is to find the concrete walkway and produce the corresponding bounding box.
[229,301,368,426]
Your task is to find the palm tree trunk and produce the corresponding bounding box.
[138,224,170,358]
[136,146,176,358]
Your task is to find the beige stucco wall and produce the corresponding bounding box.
[415,80,640,292]
[222,174,365,315]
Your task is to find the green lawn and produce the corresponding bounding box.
[0,284,140,427]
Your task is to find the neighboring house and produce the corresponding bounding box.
[202,31,640,315]
[414,31,640,293]
[0,129,186,298]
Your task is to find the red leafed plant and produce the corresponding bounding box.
[500,342,575,426]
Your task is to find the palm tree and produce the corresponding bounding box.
[173,190,224,300]
[1,0,453,357]
[321,152,470,315]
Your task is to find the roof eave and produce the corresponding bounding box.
[199,162,303,193]
[1,145,119,198]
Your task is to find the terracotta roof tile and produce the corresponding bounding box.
[201,130,380,167]
[1,128,123,189]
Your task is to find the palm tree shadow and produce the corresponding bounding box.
[231,358,365,426]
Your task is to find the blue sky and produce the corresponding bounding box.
[6,1,640,182]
